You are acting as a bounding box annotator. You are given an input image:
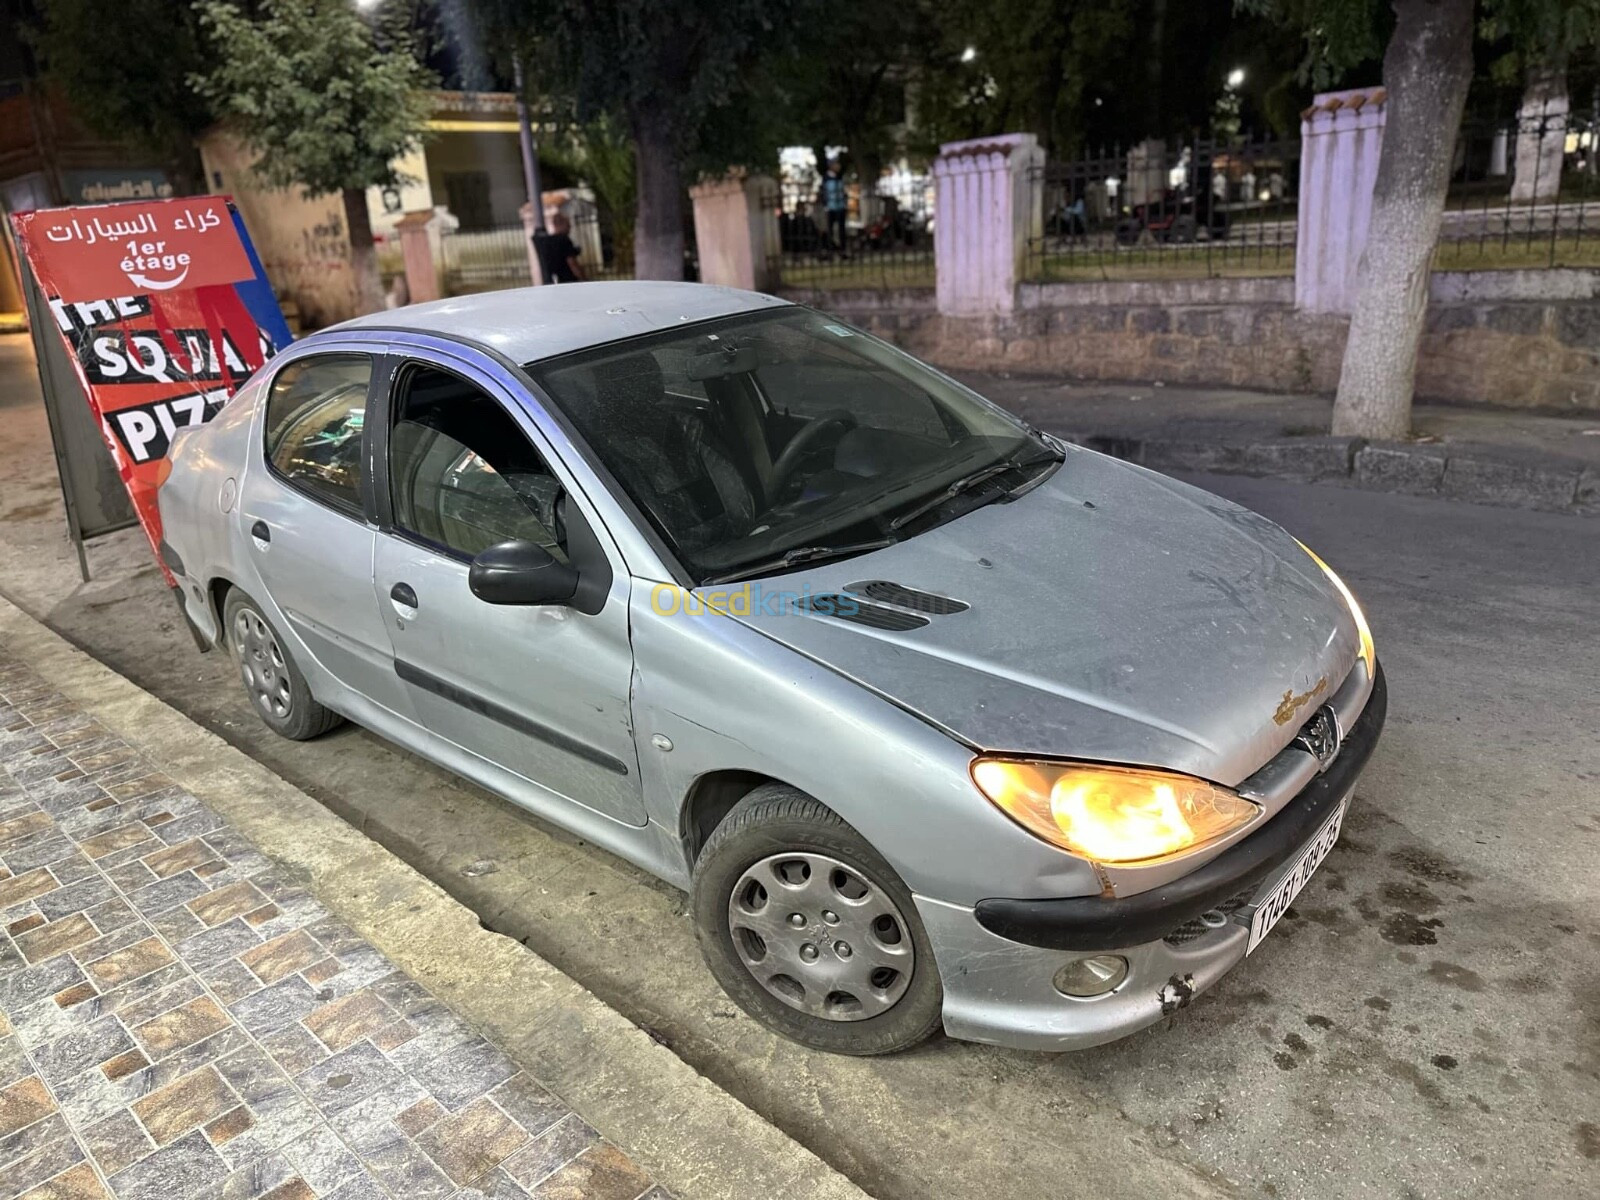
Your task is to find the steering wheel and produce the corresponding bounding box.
[769,410,855,497]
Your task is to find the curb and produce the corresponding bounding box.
[0,592,871,1200]
[1052,430,1598,515]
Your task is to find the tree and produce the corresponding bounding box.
[1253,0,1600,438]
[1247,0,1474,440]
[770,0,930,183]
[1482,2,1600,203]
[913,0,1137,156]
[25,0,216,195]
[192,0,436,314]
[468,0,789,280]
[544,118,638,271]
[1330,0,1474,439]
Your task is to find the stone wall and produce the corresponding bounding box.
[781,269,1600,411]
[198,130,364,329]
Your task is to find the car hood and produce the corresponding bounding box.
[721,448,1361,787]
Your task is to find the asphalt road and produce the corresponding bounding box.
[3,333,1597,1199]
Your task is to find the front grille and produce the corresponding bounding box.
[1163,885,1256,946]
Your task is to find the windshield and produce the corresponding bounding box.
[527,308,1054,582]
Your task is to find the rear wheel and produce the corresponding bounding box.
[223,589,343,740]
[692,784,943,1055]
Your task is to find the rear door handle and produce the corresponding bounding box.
[389,582,418,617]
[249,519,270,545]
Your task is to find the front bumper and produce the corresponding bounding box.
[918,663,1387,1052]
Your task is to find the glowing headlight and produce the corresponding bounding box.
[1297,542,1376,674]
[970,759,1262,864]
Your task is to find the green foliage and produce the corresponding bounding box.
[1480,0,1600,83]
[543,118,637,251]
[192,0,437,197]
[25,0,216,179]
[1235,0,1388,88]
[470,0,787,160]
[763,0,931,170]
[911,0,1136,154]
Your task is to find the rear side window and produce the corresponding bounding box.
[263,354,372,515]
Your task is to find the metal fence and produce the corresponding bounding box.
[775,172,935,290]
[1024,132,1300,283]
[440,226,532,294]
[1435,113,1600,271]
[438,208,640,295]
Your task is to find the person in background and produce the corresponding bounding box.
[821,161,848,254]
[534,211,585,284]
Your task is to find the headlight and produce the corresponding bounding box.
[970,759,1262,863]
[1297,542,1376,673]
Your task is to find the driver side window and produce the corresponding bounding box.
[388,365,568,562]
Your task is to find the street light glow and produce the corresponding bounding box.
[961,46,978,63]
[1227,67,1246,88]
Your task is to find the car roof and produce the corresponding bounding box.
[330,281,793,365]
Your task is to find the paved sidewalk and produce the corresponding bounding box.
[0,648,668,1200]
[959,374,1600,513]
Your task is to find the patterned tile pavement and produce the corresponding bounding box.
[0,648,672,1200]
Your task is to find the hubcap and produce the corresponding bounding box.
[233,609,292,721]
[727,851,914,1022]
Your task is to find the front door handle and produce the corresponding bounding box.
[249,519,270,546]
[390,582,418,612]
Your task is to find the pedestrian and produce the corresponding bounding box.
[534,211,585,284]
[821,161,848,254]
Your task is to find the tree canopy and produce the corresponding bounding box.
[191,0,437,198]
[25,0,218,192]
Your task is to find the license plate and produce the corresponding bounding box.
[1246,797,1347,954]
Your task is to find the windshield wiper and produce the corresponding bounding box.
[887,461,1025,532]
[701,537,898,585]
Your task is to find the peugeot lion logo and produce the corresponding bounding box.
[1294,705,1343,770]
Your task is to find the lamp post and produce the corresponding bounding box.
[514,57,546,227]
[513,56,547,284]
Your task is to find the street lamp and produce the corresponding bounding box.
[1226,67,1246,89]
[960,46,978,64]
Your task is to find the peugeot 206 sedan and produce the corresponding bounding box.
[159,282,1385,1055]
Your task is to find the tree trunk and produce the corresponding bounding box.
[631,110,684,281]
[165,143,206,199]
[341,188,386,316]
[1330,0,1474,440]
[1510,63,1568,205]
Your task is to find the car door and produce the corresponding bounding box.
[369,348,646,826]
[238,347,409,717]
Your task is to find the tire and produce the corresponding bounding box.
[692,784,943,1055]
[222,588,344,741]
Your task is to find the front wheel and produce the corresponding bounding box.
[692,785,943,1055]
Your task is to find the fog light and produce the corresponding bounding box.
[1053,955,1128,998]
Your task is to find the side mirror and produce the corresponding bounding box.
[468,540,579,606]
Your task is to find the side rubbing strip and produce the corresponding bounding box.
[394,659,630,776]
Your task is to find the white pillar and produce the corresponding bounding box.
[394,207,456,305]
[1510,73,1568,205]
[690,172,779,292]
[1295,87,1387,314]
[932,133,1043,317]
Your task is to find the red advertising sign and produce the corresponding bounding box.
[13,198,256,303]
[11,198,289,586]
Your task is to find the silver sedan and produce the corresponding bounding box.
[158,282,1384,1054]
